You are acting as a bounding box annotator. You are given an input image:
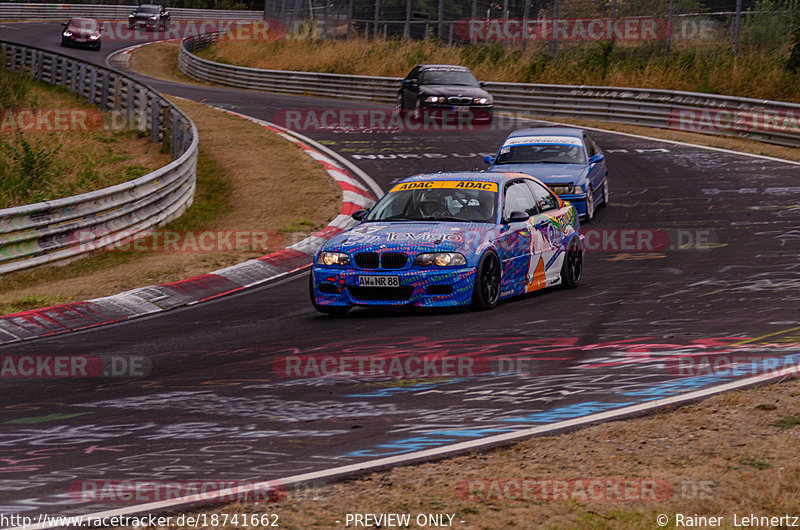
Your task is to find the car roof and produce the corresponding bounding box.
[397,171,546,187]
[505,127,585,139]
[67,17,98,24]
[417,64,472,72]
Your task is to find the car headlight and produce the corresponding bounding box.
[89,34,100,39]
[573,185,585,194]
[424,96,444,104]
[551,184,575,195]
[473,97,489,105]
[414,252,466,267]
[318,251,350,266]
[63,31,72,37]
[150,15,159,19]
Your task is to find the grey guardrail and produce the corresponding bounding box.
[0,41,198,275]
[180,32,800,148]
[0,3,263,20]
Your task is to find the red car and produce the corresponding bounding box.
[61,18,102,50]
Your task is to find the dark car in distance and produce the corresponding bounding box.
[397,64,493,123]
[128,4,171,31]
[61,18,102,50]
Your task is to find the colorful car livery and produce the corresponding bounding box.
[485,127,609,221]
[309,171,584,315]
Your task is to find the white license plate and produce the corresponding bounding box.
[454,106,471,112]
[358,275,400,287]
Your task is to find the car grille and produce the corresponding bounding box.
[348,286,414,301]
[354,252,379,269]
[447,96,472,105]
[354,252,408,269]
[380,252,407,269]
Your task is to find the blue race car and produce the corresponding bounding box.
[485,127,609,221]
[310,171,584,315]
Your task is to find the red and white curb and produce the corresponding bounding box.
[0,111,379,345]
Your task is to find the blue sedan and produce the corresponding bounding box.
[485,127,609,221]
[310,171,584,315]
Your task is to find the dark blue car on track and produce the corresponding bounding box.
[485,127,609,221]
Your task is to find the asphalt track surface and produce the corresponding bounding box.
[1,22,799,520]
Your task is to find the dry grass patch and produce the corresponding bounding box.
[127,40,202,86]
[0,76,170,208]
[197,38,800,103]
[149,377,800,530]
[0,96,341,314]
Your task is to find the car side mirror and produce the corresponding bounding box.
[483,155,495,164]
[479,81,487,88]
[62,22,68,27]
[589,153,604,164]
[504,210,529,223]
[351,209,368,221]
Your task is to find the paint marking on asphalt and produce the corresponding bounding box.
[18,367,796,530]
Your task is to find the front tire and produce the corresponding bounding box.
[309,273,350,316]
[600,179,609,207]
[560,237,583,289]
[472,252,501,310]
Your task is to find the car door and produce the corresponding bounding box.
[498,180,540,295]
[584,134,605,199]
[401,66,421,109]
[527,180,567,286]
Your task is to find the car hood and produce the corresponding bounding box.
[489,163,587,183]
[419,85,490,98]
[322,222,496,256]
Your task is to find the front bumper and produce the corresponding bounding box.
[418,104,493,122]
[63,36,101,48]
[554,192,589,216]
[311,266,476,308]
[129,18,161,28]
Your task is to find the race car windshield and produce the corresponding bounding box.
[420,70,479,86]
[136,6,161,13]
[495,143,587,165]
[366,187,497,223]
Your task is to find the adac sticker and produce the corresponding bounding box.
[390,180,498,193]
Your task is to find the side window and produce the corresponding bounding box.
[527,181,560,213]
[503,181,538,219]
[583,135,596,157]
[407,66,420,81]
